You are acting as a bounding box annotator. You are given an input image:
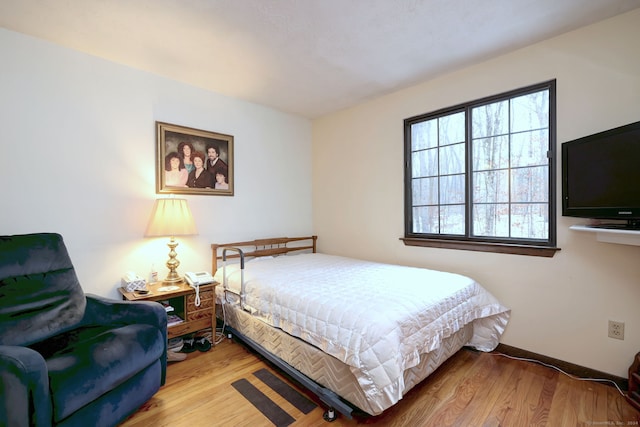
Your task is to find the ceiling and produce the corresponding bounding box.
[1,0,639,118]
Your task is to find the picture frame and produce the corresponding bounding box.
[156,121,234,196]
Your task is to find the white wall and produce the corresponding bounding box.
[0,28,313,299]
[312,10,640,377]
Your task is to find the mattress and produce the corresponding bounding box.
[214,252,510,415]
[222,303,473,415]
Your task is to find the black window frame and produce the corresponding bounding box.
[402,80,560,257]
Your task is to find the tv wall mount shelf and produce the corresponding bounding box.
[570,223,640,246]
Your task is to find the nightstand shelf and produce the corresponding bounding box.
[119,280,218,340]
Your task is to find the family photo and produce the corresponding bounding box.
[156,121,234,196]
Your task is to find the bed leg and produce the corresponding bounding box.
[322,407,337,422]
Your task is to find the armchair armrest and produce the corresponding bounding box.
[0,346,51,427]
[81,294,168,383]
[82,294,167,332]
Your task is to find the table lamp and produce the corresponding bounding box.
[144,198,198,283]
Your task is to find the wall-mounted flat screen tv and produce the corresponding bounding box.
[562,120,640,227]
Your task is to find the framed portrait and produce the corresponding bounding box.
[156,121,234,196]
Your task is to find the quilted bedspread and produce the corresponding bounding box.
[215,253,510,405]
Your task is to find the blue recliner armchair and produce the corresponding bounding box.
[0,233,167,427]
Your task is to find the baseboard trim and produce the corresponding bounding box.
[495,344,628,391]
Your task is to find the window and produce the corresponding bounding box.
[403,80,559,257]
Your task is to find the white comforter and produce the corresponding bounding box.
[214,253,510,405]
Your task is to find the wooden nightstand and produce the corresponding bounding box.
[119,280,218,341]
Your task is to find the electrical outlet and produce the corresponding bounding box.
[608,320,625,340]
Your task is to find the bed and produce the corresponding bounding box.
[211,236,510,421]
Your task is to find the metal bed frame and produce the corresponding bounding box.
[212,236,353,421]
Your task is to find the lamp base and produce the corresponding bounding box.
[163,237,183,284]
[162,273,183,284]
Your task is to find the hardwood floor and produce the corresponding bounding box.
[121,338,639,426]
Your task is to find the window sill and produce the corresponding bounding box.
[400,237,560,257]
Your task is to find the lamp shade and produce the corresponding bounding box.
[144,198,198,237]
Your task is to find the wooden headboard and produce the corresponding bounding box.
[211,236,317,274]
